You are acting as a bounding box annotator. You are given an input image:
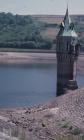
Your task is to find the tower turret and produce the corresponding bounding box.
[56,8,80,96]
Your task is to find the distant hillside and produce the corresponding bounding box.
[0,12,52,50]
[33,15,84,50]
[0,13,84,50]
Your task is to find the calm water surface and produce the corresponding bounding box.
[0,63,83,107]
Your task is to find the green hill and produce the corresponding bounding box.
[0,12,52,50]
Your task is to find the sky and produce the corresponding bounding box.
[0,0,83,15]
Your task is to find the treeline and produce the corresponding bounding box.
[0,12,52,49]
[0,40,52,49]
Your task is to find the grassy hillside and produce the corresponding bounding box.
[0,13,84,50]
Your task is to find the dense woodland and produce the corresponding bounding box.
[0,12,84,50]
[0,12,53,49]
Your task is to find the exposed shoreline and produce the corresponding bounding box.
[0,88,84,139]
[0,52,56,64]
[0,52,84,74]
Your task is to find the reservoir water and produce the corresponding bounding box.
[0,63,83,107]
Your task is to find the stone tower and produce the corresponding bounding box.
[56,7,80,96]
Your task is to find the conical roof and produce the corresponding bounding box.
[58,7,77,37]
[63,7,71,30]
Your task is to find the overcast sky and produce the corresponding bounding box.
[0,0,83,15]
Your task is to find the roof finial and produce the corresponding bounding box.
[66,0,69,11]
[67,1,68,10]
[58,0,77,37]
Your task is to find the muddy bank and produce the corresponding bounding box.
[0,52,83,74]
[0,52,56,64]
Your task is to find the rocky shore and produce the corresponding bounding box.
[0,88,84,139]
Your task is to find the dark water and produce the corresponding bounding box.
[0,63,83,107]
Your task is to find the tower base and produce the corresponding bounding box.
[67,80,78,90]
[56,83,68,96]
[56,80,78,96]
